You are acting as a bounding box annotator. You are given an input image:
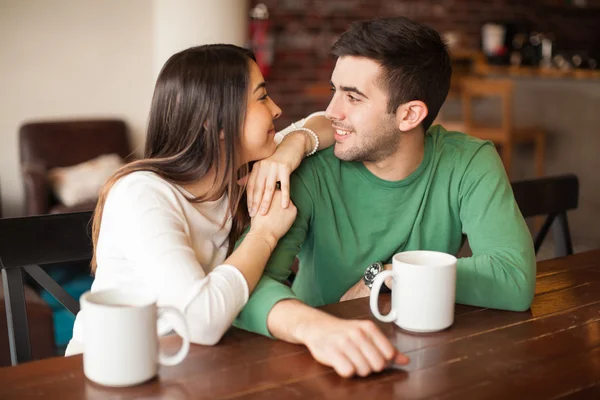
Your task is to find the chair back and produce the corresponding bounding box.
[511,174,579,257]
[0,211,93,365]
[461,78,514,142]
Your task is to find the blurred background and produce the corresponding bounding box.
[1,0,599,245]
[1,0,599,364]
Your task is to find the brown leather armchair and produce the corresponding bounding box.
[19,119,131,216]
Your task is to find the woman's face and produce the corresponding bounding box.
[240,60,282,164]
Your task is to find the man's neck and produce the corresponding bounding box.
[363,128,425,182]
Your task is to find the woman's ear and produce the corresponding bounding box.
[204,120,225,140]
[395,101,429,132]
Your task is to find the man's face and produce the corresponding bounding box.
[326,56,400,162]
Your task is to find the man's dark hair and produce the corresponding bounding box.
[332,17,451,131]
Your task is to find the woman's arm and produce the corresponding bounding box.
[104,176,296,346]
[184,223,286,345]
[247,112,334,216]
[274,111,335,151]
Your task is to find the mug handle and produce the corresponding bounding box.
[156,306,191,366]
[369,270,397,323]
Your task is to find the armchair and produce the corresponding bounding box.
[19,119,131,215]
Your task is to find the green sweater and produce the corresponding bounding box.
[235,126,536,336]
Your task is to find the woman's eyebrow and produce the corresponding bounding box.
[253,82,266,93]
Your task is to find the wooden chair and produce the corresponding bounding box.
[461,78,546,179]
[434,50,484,133]
[511,174,579,258]
[0,211,93,365]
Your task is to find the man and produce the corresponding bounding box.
[235,17,536,378]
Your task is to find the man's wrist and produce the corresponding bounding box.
[294,308,335,345]
[363,262,393,292]
[269,299,331,345]
[363,261,384,288]
[383,263,393,290]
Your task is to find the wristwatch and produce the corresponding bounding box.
[363,261,384,289]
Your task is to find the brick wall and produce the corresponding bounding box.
[250,0,600,127]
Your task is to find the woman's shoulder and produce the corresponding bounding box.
[106,171,185,215]
[111,171,180,195]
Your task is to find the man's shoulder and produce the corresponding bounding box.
[303,145,339,166]
[294,146,339,179]
[429,124,496,165]
[429,125,508,189]
[288,146,346,205]
[430,124,491,150]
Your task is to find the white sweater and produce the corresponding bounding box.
[65,112,325,355]
[65,172,246,354]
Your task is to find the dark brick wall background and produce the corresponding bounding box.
[250,0,600,127]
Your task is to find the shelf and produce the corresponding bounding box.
[474,63,600,80]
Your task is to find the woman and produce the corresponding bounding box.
[65,44,333,355]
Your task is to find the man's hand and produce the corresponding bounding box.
[340,264,393,302]
[268,299,410,378]
[300,314,410,378]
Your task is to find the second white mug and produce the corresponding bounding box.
[369,250,457,333]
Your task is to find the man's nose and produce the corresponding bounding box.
[325,94,344,122]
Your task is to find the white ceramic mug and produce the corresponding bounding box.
[81,289,190,387]
[370,250,457,333]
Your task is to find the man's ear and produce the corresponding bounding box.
[395,101,428,132]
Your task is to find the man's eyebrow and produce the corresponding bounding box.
[330,81,368,99]
[253,82,266,93]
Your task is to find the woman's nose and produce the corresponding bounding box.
[270,99,282,120]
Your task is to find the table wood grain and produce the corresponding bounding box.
[1,250,600,399]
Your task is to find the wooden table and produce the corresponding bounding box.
[1,250,600,399]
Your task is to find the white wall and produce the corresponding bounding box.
[153,0,248,79]
[0,0,248,217]
[0,0,154,217]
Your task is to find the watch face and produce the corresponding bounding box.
[364,262,383,286]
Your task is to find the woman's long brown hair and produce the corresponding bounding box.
[91,44,254,272]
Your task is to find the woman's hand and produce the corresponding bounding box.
[249,191,297,247]
[246,131,309,217]
[246,114,334,217]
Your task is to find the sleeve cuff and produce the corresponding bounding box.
[273,111,327,146]
[234,276,298,338]
[177,264,250,315]
[215,264,250,304]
